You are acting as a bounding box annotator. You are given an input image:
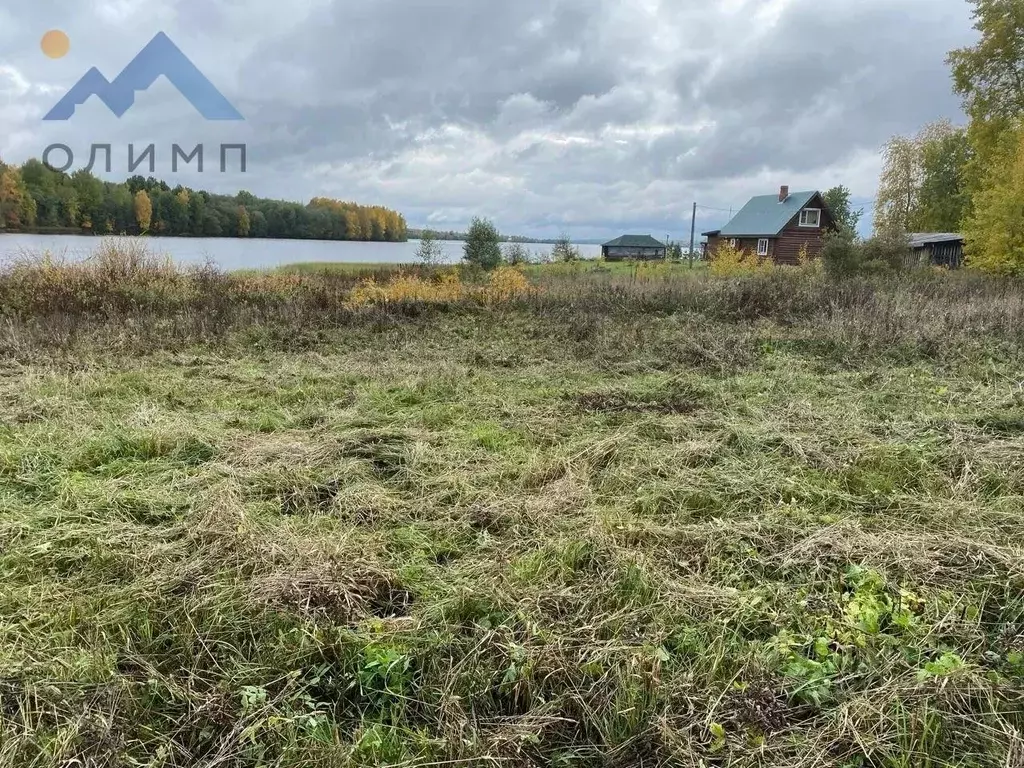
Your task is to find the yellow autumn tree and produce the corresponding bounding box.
[963,124,1024,274]
[134,190,152,233]
[0,165,36,229]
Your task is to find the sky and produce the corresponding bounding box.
[0,0,978,240]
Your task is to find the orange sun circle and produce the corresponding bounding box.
[41,30,70,59]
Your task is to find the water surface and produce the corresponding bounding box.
[0,234,602,270]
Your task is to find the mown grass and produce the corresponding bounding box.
[1,245,1023,766]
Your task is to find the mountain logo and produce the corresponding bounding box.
[44,32,243,121]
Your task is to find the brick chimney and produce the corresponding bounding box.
[779,185,789,203]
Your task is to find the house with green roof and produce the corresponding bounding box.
[702,186,836,265]
[601,234,667,262]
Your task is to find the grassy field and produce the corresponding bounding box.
[1,249,1024,766]
[273,259,706,281]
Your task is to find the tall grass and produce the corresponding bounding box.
[1,243,1023,359]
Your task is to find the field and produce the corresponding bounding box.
[1,249,1024,766]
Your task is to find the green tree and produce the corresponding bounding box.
[875,121,973,236]
[96,184,130,234]
[463,217,503,269]
[948,0,1024,189]
[134,190,152,233]
[71,169,104,231]
[249,209,267,238]
[21,159,60,227]
[822,186,863,235]
[166,188,190,234]
[917,121,972,232]
[188,193,206,237]
[55,183,80,227]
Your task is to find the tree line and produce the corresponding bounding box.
[0,158,407,242]
[407,228,580,245]
[874,0,1024,273]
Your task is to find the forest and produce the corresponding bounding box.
[0,158,407,242]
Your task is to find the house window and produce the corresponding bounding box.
[728,238,738,248]
[757,239,770,257]
[799,208,821,228]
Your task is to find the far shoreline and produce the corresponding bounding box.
[1,230,609,247]
[0,229,412,245]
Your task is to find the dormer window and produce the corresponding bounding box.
[799,208,821,228]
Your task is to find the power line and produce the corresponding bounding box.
[695,204,736,213]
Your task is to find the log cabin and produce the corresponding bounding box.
[703,187,836,265]
[601,234,667,261]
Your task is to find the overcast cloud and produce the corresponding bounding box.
[0,0,976,238]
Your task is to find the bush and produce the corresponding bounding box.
[823,231,913,277]
[415,231,447,266]
[862,231,913,271]
[503,241,530,266]
[551,233,580,263]
[345,265,532,308]
[822,230,861,277]
[709,240,774,277]
[463,217,503,270]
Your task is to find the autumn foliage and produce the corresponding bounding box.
[709,241,775,277]
[345,266,532,308]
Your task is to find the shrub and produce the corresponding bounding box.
[415,231,447,266]
[709,240,774,277]
[822,229,861,277]
[346,270,464,308]
[861,231,913,271]
[344,266,532,308]
[551,233,580,263]
[503,241,530,266]
[463,217,503,270]
[823,231,913,277]
[484,265,532,302]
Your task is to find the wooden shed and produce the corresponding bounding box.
[908,233,964,268]
[601,235,667,262]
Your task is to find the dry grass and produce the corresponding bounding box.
[0,244,1024,766]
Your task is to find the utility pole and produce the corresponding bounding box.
[688,202,697,268]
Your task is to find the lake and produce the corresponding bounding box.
[0,233,603,270]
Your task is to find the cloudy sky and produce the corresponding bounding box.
[0,0,976,239]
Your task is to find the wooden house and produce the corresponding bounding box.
[601,234,666,262]
[703,186,836,265]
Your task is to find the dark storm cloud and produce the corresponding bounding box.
[0,0,979,238]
